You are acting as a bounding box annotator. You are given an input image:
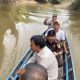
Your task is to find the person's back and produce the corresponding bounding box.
[20,63,48,80]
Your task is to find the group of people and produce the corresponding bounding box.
[16,14,68,80]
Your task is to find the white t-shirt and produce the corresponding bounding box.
[56,29,65,41]
[28,46,58,80]
[45,29,65,41]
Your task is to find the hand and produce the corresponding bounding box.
[16,69,25,76]
[65,49,68,54]
[53,52,58,56]
[44,18,48,25]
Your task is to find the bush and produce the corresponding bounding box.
[35,0,46,3]
[48,0,60,4]
[70,0,80,10]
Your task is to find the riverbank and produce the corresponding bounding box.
[15,0,37,5]
[15,0,73,10]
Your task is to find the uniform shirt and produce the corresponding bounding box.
[46,39,62,53]
[28,46,58,80]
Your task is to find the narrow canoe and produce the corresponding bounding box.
[6,29,76,80]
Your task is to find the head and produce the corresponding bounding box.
[52,14,57,22]
[30,35,45,52]
[20,63,48,80]
[53,21,60,31]
[47,30,56,44]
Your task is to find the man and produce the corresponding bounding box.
[18,63,48,80]
[45,30,64,68]
[53,21,68,54]
[46,30,63,56]
[28,35,58,80]
[17,35,58,80]
[44,14,57,28]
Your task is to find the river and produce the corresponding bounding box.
[0,4,80,80]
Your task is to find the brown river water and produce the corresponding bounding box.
[0,4,80,80]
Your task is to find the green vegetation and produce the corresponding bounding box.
[71,0,80,10]
[48,0,60,4]
[35,0,46,3]
[35,0,60,4]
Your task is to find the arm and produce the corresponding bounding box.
[61,31,68,54]
[53,52,58,56]
[53,51,63,56]
[27,54,37,63]
[62,40,68,54]
[58,50,63,55]
[16,54,37,75]
[44,19,48,25]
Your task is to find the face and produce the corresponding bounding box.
[47,36,56,44]
[53,23,59,30]
[52,16,57,21]
[30,40,38,52]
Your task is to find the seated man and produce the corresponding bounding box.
[46,30,63,67]
[17,35,58,80]
[46,30,63,56]
[18,63,48,80]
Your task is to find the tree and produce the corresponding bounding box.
[71,0,80,10]
[75,0,80,9]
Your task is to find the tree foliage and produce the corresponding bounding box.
[35,0,60,4]
[71,0,80,10]
[75,0,80,9]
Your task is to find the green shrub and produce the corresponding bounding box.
[48,0,60,4]
[71,0,80,10]
[35,0,46,3]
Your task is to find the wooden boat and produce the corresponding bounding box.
[63,38,76,80]
[6,29,76,80]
